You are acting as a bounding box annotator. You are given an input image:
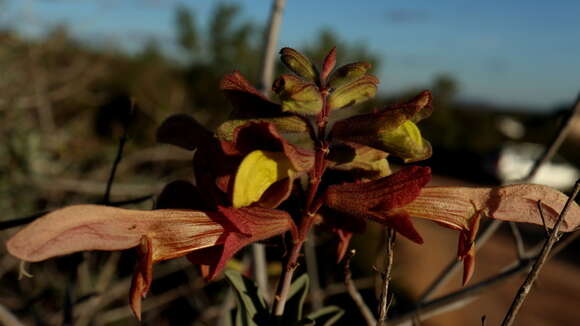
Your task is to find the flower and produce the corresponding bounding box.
[322,166,580,284]
[6,204,295,320]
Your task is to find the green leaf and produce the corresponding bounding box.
[280,47,319,82]
[216,117,309,142]
[327,75,378,110]
[328,62,372,89]
[273,75,323,115]
[378,120,432,163]
[305,306,344,326]
[224,270,269,326]
[284,274,310,321]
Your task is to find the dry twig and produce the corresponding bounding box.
[344,249,376,326]
[377,228,396,326]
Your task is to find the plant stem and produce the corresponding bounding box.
[272,84,330,316]
[501,179,580,326]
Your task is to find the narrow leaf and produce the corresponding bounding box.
[306,306,344,326]
[285,274,310,320]
[321,47,337,82]
[224,270,269,326]
[156,114,212,150]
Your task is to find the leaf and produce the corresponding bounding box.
[156,114,213,150]
[284,274,310,321]
[320,47,337,82]
[305,306,344,326]
[216,116,309,142]
[405,184,580,232]
[327,143,391,180]
[328,62,372,89]
[280,47,319,82]
[205,206,297,280]
[327,75,378,110]
[221,122,314,172]
[224,270,269,326]
[220,71,282,117]
[232,150,294,208]
[273,74,323,115]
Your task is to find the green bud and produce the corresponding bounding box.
[328,62,372,89]
[328,75,378,110]
[273,74,323,115]
[280,47,319,82]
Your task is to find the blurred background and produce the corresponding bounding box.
[0,1,579,325]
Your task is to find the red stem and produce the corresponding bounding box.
[272,85,330,316]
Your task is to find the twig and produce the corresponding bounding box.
[377,228,396,326]
[103,99,133,204]
[417,93,580,303]
[537,200,551,237]
[344,250,376,326]
[501,179,580,326]
[508,222,526,260]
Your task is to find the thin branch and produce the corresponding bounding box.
[508,222,526,260]
[103,100,133,204]
[537,200,551,237]
[501,179,580,326]
[377,228,396,326]
[344,250,376,326]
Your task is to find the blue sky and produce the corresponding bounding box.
[3,0,580,110]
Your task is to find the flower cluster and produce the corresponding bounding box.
[6,47,580,321]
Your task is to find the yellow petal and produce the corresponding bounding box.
[232,150,294,208]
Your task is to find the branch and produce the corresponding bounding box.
[501,179,580,326]
[344,250,376,326]
[377,228,396,326]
